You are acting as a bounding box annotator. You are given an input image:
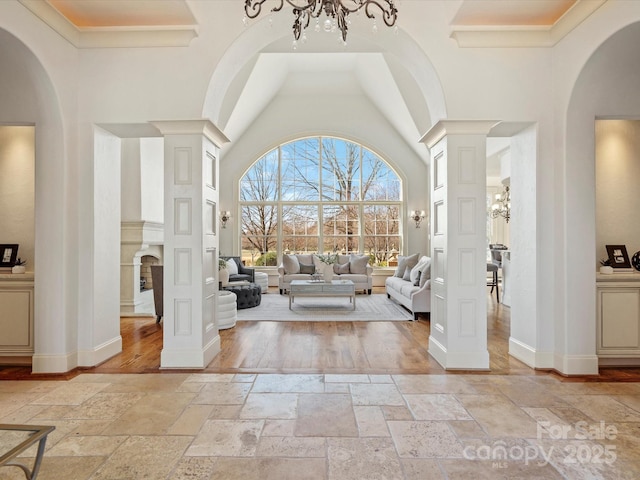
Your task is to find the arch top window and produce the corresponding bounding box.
[240,136,402,267]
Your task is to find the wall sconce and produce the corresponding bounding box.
[411,210,426,228]
[220,211,231,229]
[490,185,511,223]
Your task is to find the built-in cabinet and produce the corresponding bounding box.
[0,273,34,364]
[596,273,640,365]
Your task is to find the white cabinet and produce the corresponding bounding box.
[597,273,640,364]
[0,273,34,363]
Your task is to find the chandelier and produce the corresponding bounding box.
[490,185,511,223]
[243,0,398,45]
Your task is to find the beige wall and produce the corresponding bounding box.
[0,126,35,269]
[596,119,640,266]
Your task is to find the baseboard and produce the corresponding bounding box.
[428,335,490,370]
[77,336,123,367]
[160,335,221,369]
[509,337,554,369]
[32,351,78,374]
[553,353,599,375]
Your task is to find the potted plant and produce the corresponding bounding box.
[218,258,230,286]
[599,258,613,275]
[12,258,26,274]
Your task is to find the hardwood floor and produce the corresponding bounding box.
[2,288,640,380]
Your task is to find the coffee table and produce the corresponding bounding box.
[0,424,55,479]
[289,279,356,310]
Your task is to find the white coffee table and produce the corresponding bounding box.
[289,280,356,310]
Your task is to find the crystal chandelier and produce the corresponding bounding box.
[243,0,398,45]
[490,185,511,223]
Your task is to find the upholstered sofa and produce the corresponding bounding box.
[385,254,431,320]
[278,253,373,294]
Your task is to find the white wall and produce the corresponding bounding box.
[0,126,34,268]
[121,137,164,223]
[596,120,640,264]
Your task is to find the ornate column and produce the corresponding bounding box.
[421,120,497,370]
[152,120,229,368]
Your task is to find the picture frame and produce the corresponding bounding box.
[606,244,631,269]
[0,244,19,268]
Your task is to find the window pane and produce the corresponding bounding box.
[321,138,361,201]
[323,205,359,253]
[363,205,400,266]
[240,205,277,257]
[282,204,319,253]
[281,139,320,201]
[363,150,401,201]
[241,152,279,202]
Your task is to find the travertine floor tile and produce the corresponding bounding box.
[61,392,144,420]
[186,419,264,456]
[456,394,539,438]
[9,456,106,480]
[350,383,405,406]
[438,458,564,479]
[447,420,488,439]
[192,381,252,405]
[253,374,325,393]
[404,394,473,421]
[388,421,465,458]
[31,383,109,405]
[325,374,369,383]
[401,458,446,479]
[262,419,296,437]
[257,436,325,457]
[46,435,127,456]
[295,393,358,437]
[168,404,214,435]
[90,435,192,480]
[168,457,217,480]
[560,394,640,423]
[209,457,326,480]
[102,392,195,435]
[393,375,478,394]
[354,405,390,437]
[327,437,403,480]
[240,393,298,419]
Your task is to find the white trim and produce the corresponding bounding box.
[509,337,554,369]
[160,335,220,369]
[429,336,490,370]
[553,353,599,376]
[77,336,123,367]
[450,0,606,48]
[18,0,198,48]
[32,351,77,374]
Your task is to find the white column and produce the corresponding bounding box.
[152,120,229,368]
[421,121,497,370]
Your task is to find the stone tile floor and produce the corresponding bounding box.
[1,373,640,479]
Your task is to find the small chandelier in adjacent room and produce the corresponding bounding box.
[491,185,511,223]
[243,0,398,47]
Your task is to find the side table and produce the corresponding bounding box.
[218,290,237,329]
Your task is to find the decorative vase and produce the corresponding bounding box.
[323,263,334,283]
[219,268,230,286]
[11,265,26,274]
[599,266,613,275]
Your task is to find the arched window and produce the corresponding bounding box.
[240,137,402,266]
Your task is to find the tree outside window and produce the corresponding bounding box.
[240,136,402,266]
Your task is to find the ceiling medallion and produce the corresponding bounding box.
[244,0,398,46]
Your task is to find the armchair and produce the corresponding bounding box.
[221,256,255,283]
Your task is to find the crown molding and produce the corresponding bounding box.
[450,0,606,48]
[19,0,198,48]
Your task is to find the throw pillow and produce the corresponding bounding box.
[283,254,300,274]
[394,253,419,278]
[225,258,238,275]
[299,262,315,274]
[419,259,431,288]
[411,256,429,286]
[403,265,413,281]
[348,254,369,275]
[334,262,350,274]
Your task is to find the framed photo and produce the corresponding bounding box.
[0,244,19,267]
[606,244,631,268]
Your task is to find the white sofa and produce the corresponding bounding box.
[385,255,431,320]
[278,253,373,294]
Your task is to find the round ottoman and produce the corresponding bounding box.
[223,283,261,309]
[218,290,237,329]
[254,271,268,293]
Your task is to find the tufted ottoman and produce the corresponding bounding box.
[254,271,268,293]
[222,283,262,309]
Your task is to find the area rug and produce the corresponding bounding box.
[236,293,413,322]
